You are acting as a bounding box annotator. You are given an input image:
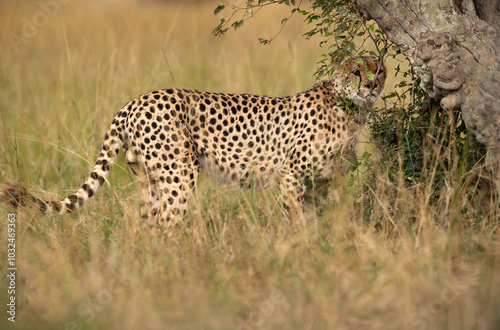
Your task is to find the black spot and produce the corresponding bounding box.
[97,175,105,185]
[37,200,48,213]
[68,195,78,205]
[64,200,74,212]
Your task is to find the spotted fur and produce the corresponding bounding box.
[1,56,386,228]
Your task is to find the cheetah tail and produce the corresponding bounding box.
[0,120,124,216]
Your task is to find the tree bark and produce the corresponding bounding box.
[357,0,500,172]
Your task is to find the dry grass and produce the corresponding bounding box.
[0,1,499,329]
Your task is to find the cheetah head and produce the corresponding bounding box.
[332,56,387,108]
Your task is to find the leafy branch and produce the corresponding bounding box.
[212,0,303,45]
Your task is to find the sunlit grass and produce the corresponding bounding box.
[0,1,499,329]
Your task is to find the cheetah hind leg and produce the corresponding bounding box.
[126,153,175,233]
[124,145,150,221]
[137,129,199,234]
[152,159,199,233]
[277,171,307,227]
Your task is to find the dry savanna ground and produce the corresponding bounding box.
[0,0,499,329]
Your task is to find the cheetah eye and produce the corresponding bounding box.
[352,70,361,77]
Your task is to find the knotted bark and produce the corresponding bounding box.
[357,0,500,172]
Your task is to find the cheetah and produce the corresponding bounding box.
[1,56,386,228]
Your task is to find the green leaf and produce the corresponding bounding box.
[232,20,244,30]
[382,92,398,99]
[258,38,270,45]
[367,71,375,81]
[368,24,375,32]
[214,5,225,15]
[397,81,408,87]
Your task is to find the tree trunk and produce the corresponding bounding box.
[357,0,500,173]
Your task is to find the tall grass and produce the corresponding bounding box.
[0,1,499,329]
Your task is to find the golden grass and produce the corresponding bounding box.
[0,1,499,329]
